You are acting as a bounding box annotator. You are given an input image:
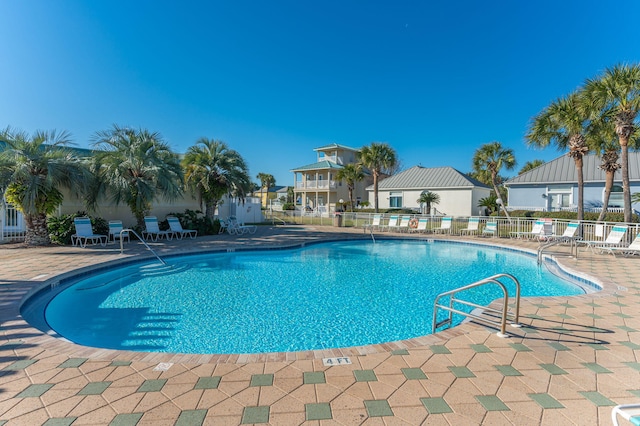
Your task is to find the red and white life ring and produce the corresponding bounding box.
[409,218,419,229]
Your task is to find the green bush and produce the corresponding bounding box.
[48,212,109,245]
[503,210,638,223]
[165,209,218,235]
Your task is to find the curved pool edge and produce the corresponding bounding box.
[12,233,620,365]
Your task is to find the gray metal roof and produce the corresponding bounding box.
[369,166,490,190]
[290,160,345,172]
[313,143,360,152]
[505,152,640,185]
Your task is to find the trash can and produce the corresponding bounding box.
[333,213,342,227]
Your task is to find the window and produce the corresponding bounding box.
[389,191,402,208]
[608,185,623,208]
[547,185,572,211]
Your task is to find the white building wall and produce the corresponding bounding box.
[370,188,489,217]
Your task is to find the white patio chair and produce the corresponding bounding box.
[460,217,480,235]
[432,217,452,234]
[580,224,628,253]
[72,217,108,248]
[142,216,174,242]
[108,220,130,244]
[482,221,497,237]
[363,214,382,233]
[167,216,197,239]
[612,403,640,426]
[409,217,429,233]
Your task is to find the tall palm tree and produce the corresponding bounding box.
[417,191,440,215]
[336,163,364,212]
[584,63,640,223]
[183,138,251,222]
[472,142,516,220]
[90,125,183,229]
[518,159,545,175]
[256,173,275,209]
[358,142,397,212]
[0,127,91,246]
[526,91,590,221]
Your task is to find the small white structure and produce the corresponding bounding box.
[366,166,491,217]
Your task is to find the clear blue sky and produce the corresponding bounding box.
[2,1,640,186]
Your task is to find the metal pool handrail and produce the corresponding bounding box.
[432,273,521,338]
[120,228,167,266]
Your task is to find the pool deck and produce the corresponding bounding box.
[1,225,640,425]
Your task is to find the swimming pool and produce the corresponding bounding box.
[24,239,589,354]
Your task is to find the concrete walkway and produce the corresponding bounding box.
[1,226,639,425]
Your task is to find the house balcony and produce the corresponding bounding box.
[295,180,337,190]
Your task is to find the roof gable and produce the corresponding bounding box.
[372,166,490,190]
[313,143,360,153]
[290,160,345,172]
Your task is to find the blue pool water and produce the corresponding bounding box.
[30,240,587,354]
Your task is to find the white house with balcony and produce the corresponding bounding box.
[291,143,372,214]
[367,166,491,216]
[504,152,640,213]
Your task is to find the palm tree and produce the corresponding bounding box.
[0,127,91,246]
[417,191,440,215]
[584,63,640,223]
[472,142,516,220]
[526,91,590,221]
[478,194,499,214]
[336,163,364,212]
[90,125,183,229]
[256,173,275,209]
[518,160,545,175]
[358,142,397,212]
[183,138,251,222]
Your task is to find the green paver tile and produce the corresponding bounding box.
[1,359,36,371]
[43,418,76,426]
[525,314,544,320]
[391,349,409,355]
[475,395,510,411]
[628,390,640,397]
[556,313,573,319]
[495,365,522,376]
[448,366,475,378]
[582,363,612,374]
[470,344,492,353]
[533,303,548,308]
[547,342,570,351]
[109,413,143,426]
[528,393,564,409]
[614,313,633,319]
[551,326,571,333]
[0,420,7,426]
[110,360,132,367]
[584,343,609,351]
[241,406,269,424]
[559,303,575,308]
[521,326,539,334]
[618,326,638,332]
[58,358,87,368]
[623,362,640,371]
[303,371,326,384]
[579,391,616,407]
[364,400,393,417]
[1,340,24,350]
[585,302,601,307]
[508,343,532,352]
[354,370,377,382]
[421,397,453,414]
[175,409,207,426]
[611,301,628,307]
[194,376,221,389]
[250,374,274,387]
[620,341,640,350]
[78,381,111,395]
[402,368,427,380]
[137,379,167,392]
[430,345,451,354]
[585,313,604,319]
[306,403,332,420]
[16,383,54,398]
[539,364,568,375]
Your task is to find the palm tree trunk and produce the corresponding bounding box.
[598,170,615,221]
[492,174,510,221]
[575,158,584,221]
[205,200,217,222]
[620,139,632,222]
[25,213,51,246]
[373,173,379,213]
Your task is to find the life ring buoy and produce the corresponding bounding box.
[409,218,419,229]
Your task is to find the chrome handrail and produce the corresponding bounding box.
[120,228,167,266]
[432,273,521,337]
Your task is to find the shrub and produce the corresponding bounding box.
[165,209,218,235]
[504,210,639,223]
[48,212,109,245]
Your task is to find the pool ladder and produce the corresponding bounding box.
[432,273,521,338]
[120,229,167,266]
[537,237,578,265]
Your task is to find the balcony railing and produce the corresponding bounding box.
[294,180,337,190]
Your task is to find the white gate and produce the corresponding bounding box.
[1,199,26,243]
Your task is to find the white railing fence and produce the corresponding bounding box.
[0,201,26,243]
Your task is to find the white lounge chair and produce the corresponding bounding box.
[383,215,399,231]
[396,215,411,232]
[363,214,382,232]
[460,217,480,235]
[142,216,174,241]
[167,216,197,239]
[600,231,640,257]
[580,224,628,252]
[612,403,640,426]
[549,221,579,242]
[482,221,497,237]
[409,217,429,233]
[72,217,108,248]
[510,218,553,240]
[228,216,257,235]
[433,217,452,234]
[108,220,130,244]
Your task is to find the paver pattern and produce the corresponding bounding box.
[1,226,639,425]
